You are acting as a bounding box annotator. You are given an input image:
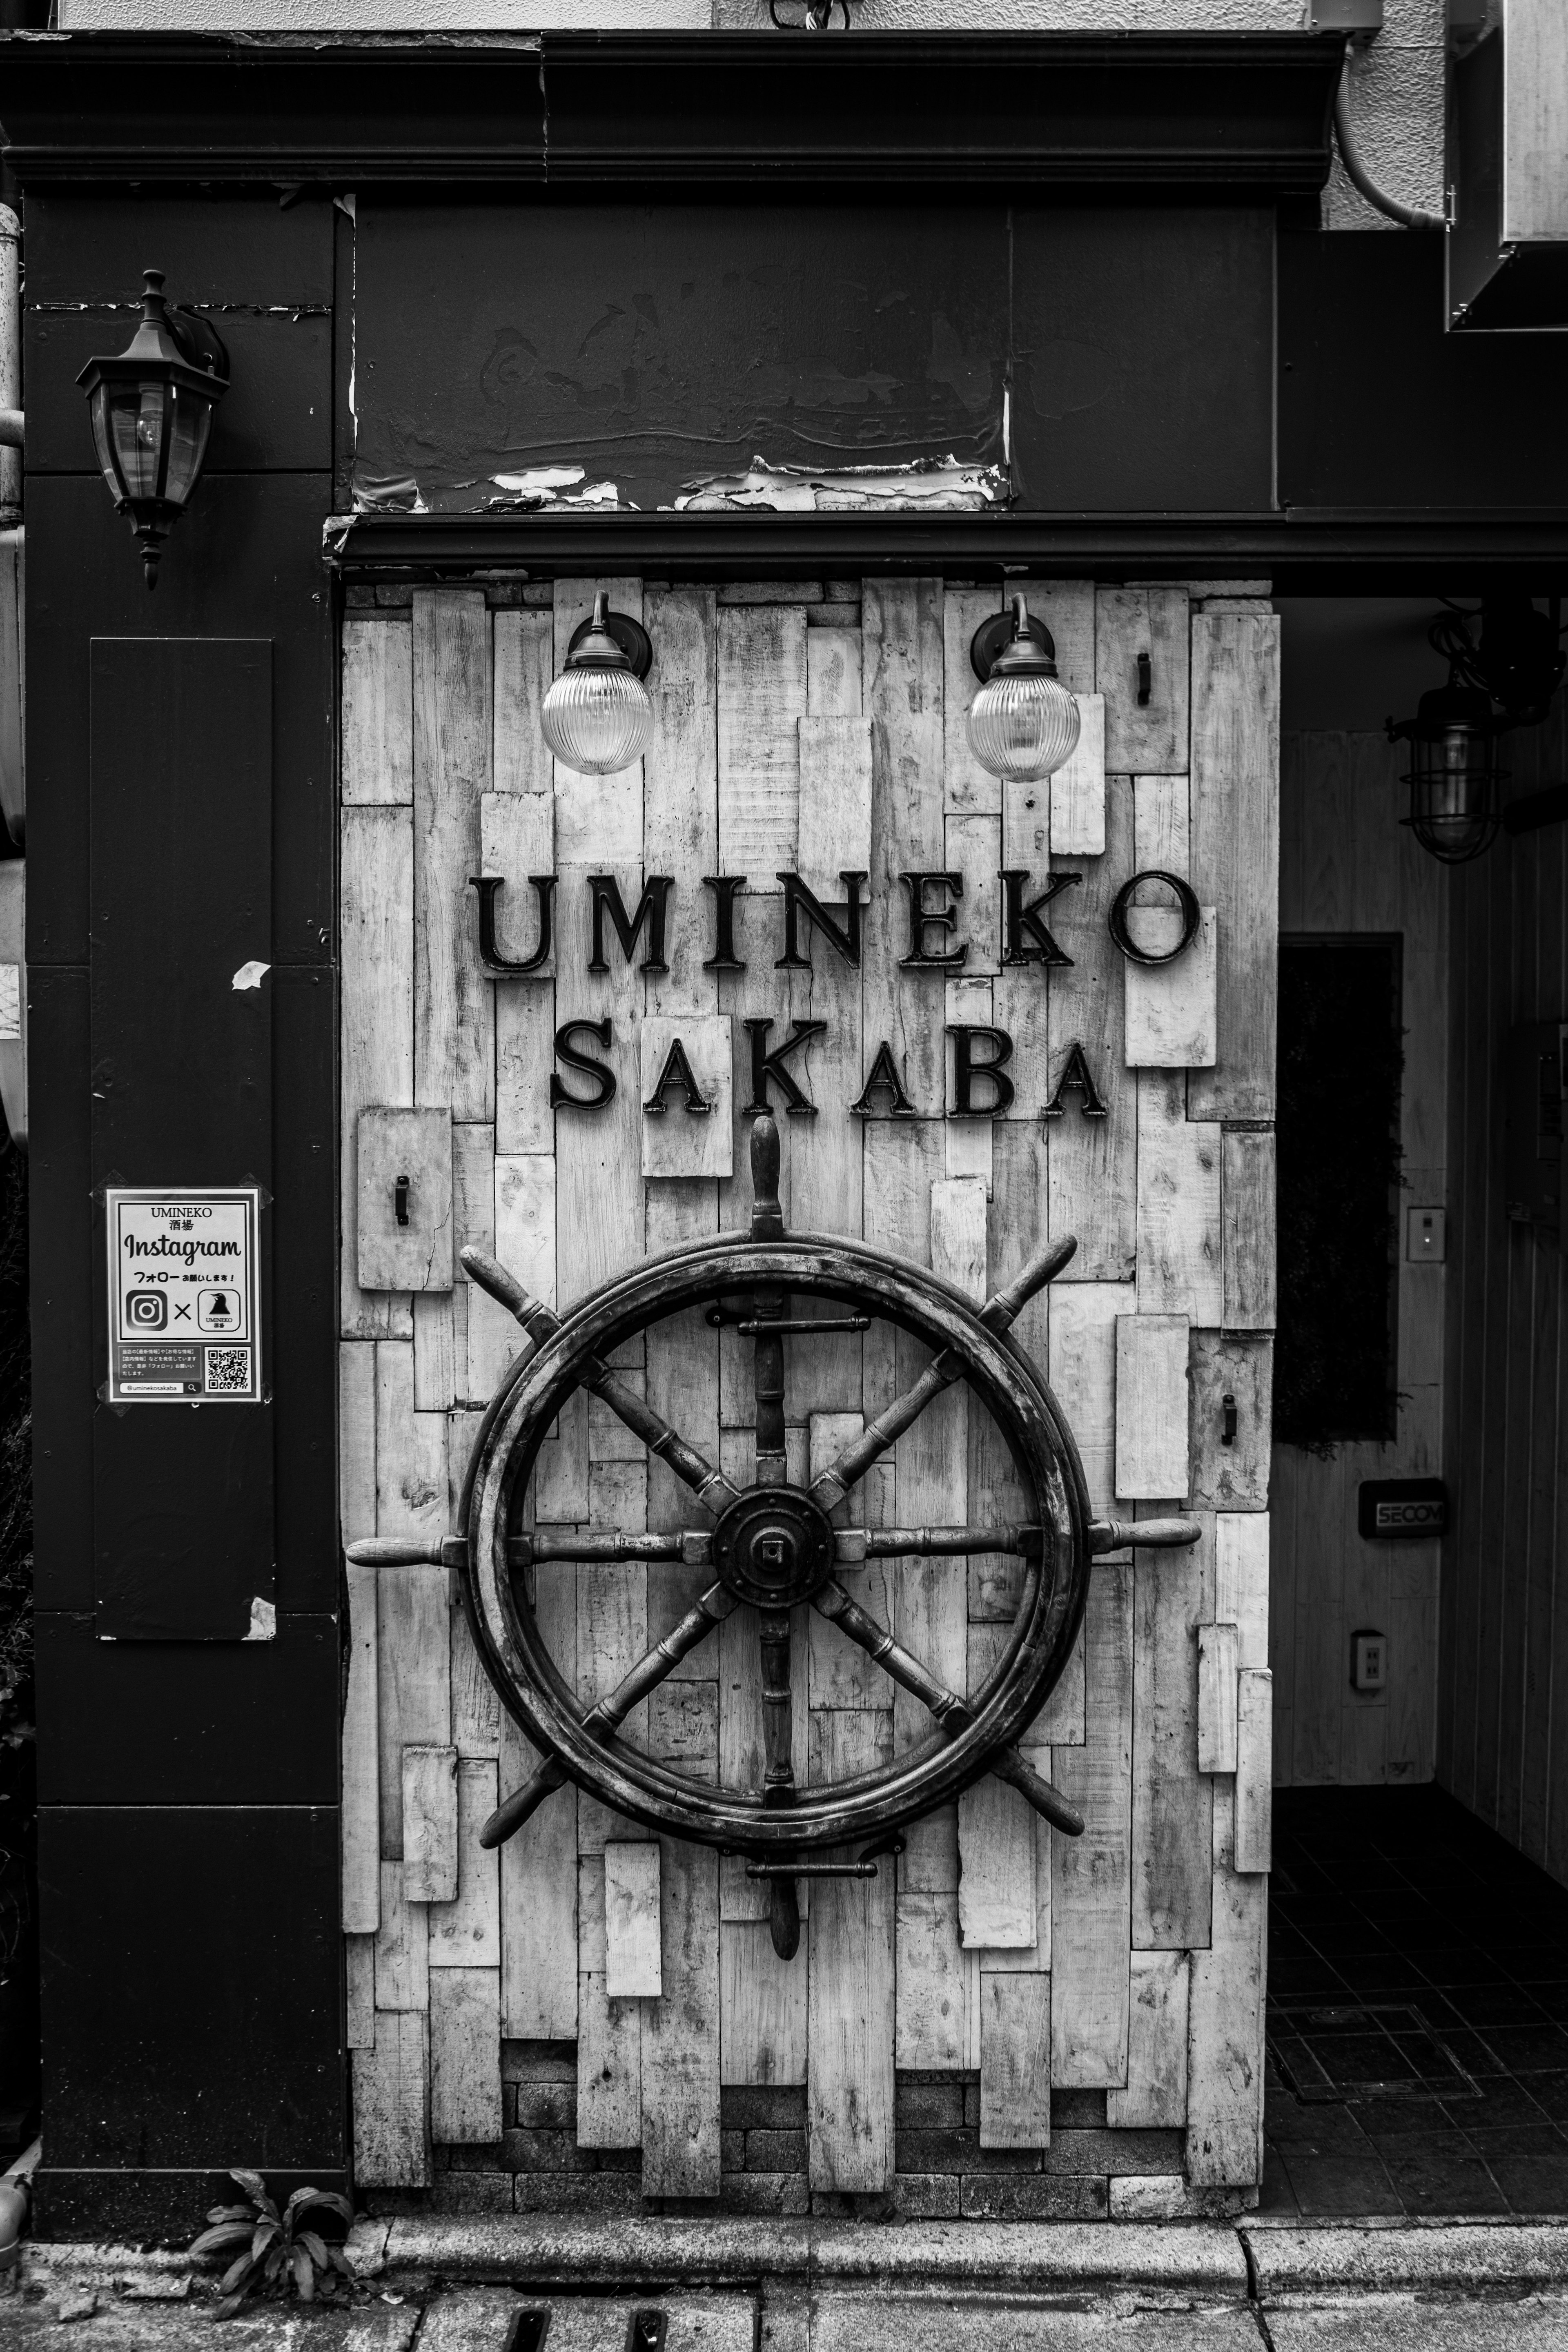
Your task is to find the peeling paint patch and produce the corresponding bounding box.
[673,454,1010,512]
[486,465,631,512]
[231,960,270,992]
[244,1597,277,1644]
[322,514,354,559]
[351,472,427,516]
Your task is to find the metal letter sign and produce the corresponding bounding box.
[104,1185,263,1405]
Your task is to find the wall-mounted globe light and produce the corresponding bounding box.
[540,591,655,775]
[76,269,228,590]
[967,593,1081,784]
[1387,679,1508,865]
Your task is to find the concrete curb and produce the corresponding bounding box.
[1241,2221,1568,2295]
[375,2215,1252,2292]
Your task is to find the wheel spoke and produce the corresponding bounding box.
[833,1523,1042,1563]
[810,1577,1084,1836]
[747,1114,789,1486]
[463,1243,739,1515]
[759,1606,796,1807]
[480,1580,737,1849]
[809,1234,1078,1512]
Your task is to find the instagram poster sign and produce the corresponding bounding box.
[104,1187,263,1406]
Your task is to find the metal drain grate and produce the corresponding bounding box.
[1268,2000,1480,2105]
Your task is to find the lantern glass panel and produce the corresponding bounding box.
[106,379,172,503]
[165,385,216,508]
[1407,724,1501,863]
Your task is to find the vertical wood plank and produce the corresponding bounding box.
[1135,1072,1223,1322]
[493,606,553,797]
[604,1842,663,1999]
[1186,610,1281,1122]
[1051,1561,1133,2086]
[978,1972,1051,2149]
[352,2010,429,2187]
[895,1891,970,2071]
[645,584,719,1013]
[376,1561,450,1858]
[1131,1541,1212,1951]
[1049,1281,1124,1524]
[1123,907,1218,1068]
[1096,588,1190,775]
[374,1859,429,2013]
[577,1852,642,2148]
[717,604,809,874]
[343,615,414,805]
[374,1342,449,1545]
[485,785,555,1160]
[413,588,494,1121]
[1216,1510,1270,1672]
[1222,1129,1277,1332]
[1235,1669,1273,1873]
[428,1757,501,1967]
[1115,1316,1190,1500]
[1197,1624,1241,1773]
[1040,772,1136,1278]
[402,1744,458,1905]
[1186,1779,1266,2186]
[1051,694,1107,856]
[342,1558,380,1934]
[500,1562,579,2039]
[807,1708,896,2191]
[1106,1950,1190,2128]
[641,1836,722,2197]
[346,1934,376,2051]
[864,578,945,1114]
[429,1967,502,2145]
[341,807,414,1340]
[340,1340,378,1544]
[720,1922,808,2086]
[959,1620,1036,1948]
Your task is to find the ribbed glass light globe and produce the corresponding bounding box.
[540,663,654,775]
[966,666,1080,784]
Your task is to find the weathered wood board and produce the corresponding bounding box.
[339,579,1277,2197]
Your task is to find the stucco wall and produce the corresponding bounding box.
[49,0,1452,230]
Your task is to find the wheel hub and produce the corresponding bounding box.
[711,1486,836,1608]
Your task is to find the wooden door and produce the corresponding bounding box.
[339,576,1278,2216]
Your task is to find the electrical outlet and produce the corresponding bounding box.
[1406,1205,1447,1263]
[1351,1629,1388,1693]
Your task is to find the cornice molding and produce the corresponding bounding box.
[0,29,1342,192]
[324,508,1568,596]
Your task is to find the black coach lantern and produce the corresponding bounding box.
[1387,679,1507,866]
[76,270,229,590]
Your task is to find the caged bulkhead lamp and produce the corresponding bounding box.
[540,590,655,774]
[1386,677,1508,866]
[967,592,1082,784]
[76,270,229,590]
[1386,602,1565,866]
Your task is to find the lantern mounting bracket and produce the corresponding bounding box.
[970,602,1056,684]
[564,606,653,680]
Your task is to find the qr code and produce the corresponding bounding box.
[205,1347,252,1394]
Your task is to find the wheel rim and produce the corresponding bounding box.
[461,1229,1094,1855]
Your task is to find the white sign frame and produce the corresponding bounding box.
[104,1185,263,1406]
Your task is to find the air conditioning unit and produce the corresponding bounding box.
[1450,1,1568,328]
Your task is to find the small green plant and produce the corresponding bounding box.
[190,2171,356,2319]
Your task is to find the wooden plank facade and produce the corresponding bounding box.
[339,576,1280,2207]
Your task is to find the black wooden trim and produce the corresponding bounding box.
[327,509,1568,595]
[0,30,1341,190]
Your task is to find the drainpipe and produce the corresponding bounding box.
[1332,55,1447,232]
[0,205,24,1151]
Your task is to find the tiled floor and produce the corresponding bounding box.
[1261,1785,1568,2218]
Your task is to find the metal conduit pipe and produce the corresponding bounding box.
[1332,56,1446,232]
[0,207,18,521]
